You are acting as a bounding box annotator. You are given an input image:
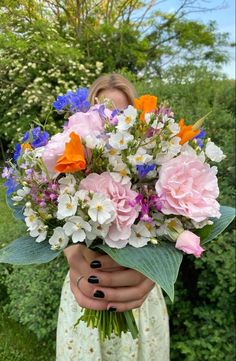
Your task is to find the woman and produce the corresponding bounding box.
[56,73,170,361]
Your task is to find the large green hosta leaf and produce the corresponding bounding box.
[197,206,235,245]
[0,236,61,264]
[95,243,183,302]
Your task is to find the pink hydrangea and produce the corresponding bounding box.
[155,154,221,222]
[66,109,104,139]
[79,172,140,248]
[175,230,205,258]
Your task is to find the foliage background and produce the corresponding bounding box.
[0,1,235,360]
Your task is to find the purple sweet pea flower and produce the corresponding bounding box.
[1,167,13,179]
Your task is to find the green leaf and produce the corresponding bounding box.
[95,242,183,302]
[200,206,235,245]
[0,236,61,265]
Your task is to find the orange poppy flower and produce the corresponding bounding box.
[55,132,86,173]
[177,118,200,145]
[134,94,158,121]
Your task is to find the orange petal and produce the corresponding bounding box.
[55,132,86,173]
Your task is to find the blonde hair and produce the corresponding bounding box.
[88,73,137,105]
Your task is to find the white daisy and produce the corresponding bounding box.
[58,174,76,195]
[88,193,116,224]
[86,221,110,241]
[109,132,134,150]
[12,186,31,202]
[49,227,69,250]
[24,208,39,231]
[57,194,77,219]
[63,216,91,243]
[205,141,225,162]
[129,223,151,248]
[116,105,137,131]
[128,147,153,166]
[30,221,47,243]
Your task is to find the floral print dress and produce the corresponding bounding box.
[56,272,170,361]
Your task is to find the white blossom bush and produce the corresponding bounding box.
[0,21,103,149]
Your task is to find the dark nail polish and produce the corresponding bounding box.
[93,290,104,298]
[88,275,99,284]
[90,260,102,269]
[108,307,117,312]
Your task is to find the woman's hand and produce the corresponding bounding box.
[64,244,155,312]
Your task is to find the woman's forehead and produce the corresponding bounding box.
[98,89,130,110]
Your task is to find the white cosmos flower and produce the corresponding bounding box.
[49,227,69,250]
[30,221,47,242]
[116,105,137,131]
[127,147,153,166]
[12,186,31,202]
[86,221,110,241]
[63,216,91,243]
[57,194,78,219]
[129,223,151,248]
[88,193,116,224]
[58,174,76,195]
[205,141,225,162]
[109,132,134,150]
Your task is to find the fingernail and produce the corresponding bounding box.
[90,260,101,269]
[93,290,104,298]
[108,307,117,312]
[88,275,99,284]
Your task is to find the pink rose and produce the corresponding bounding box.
[79,172,139,248]
[175,230,205,258]
[155,154,221,222]
[66,109,104,139]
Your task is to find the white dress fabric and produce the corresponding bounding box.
[56,272,170,361]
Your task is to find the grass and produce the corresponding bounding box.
[0,180,55,361]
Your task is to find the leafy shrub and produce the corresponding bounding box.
[3,255,68,340]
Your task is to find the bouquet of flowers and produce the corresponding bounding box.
[0,88,235,340]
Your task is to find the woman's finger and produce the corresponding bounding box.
[86,268,145,288]
[106,295,148,312]
[71,282,108,311]
[90,254,126,271]
[77,278,155,303]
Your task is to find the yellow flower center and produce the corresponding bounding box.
[96,204,103,212]
[125,116,132,124]
[66,202,73,209]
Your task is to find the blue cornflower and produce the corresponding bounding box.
[52,88,90,114]
[194,128,206,148]
[136,164,156,178]
[4,178,18,195]
[53,93,70,111]
[13,143,21,162]
[30,127,49,148]
[22,131,30,142]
